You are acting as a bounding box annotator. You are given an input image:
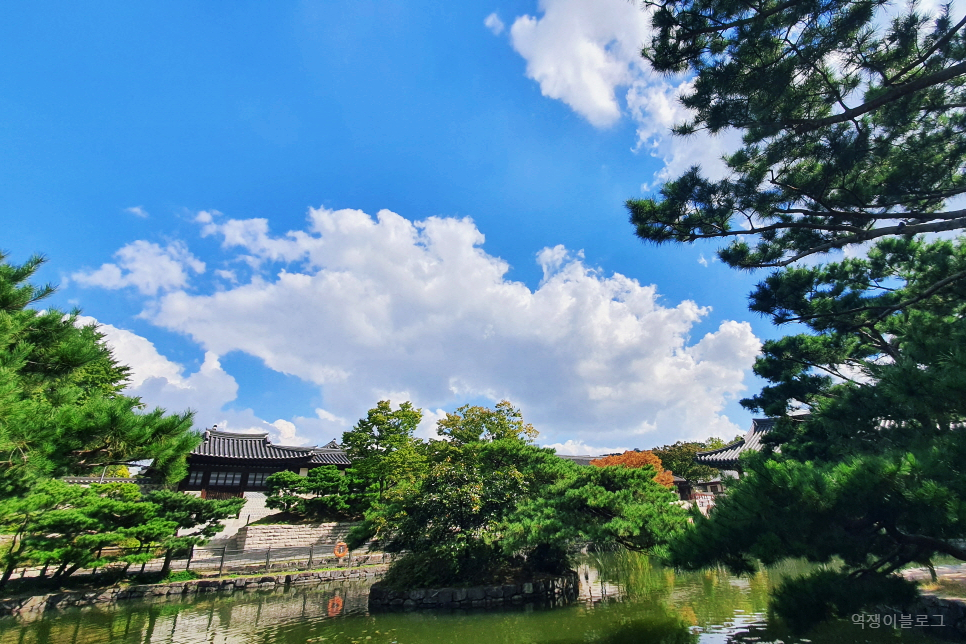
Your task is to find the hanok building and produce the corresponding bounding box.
[693,417,777,476]
[179,428,351,500]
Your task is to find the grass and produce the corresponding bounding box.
[920,578,966,598]
[162,570,200,583]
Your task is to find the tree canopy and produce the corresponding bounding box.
[0,253,200,494]
[348,401,687,589]
[0,251,232,587]
[628,0,966,629]
[340,400,425,499]
[651,441,725,484]
[590,450,675,488]
[629,0,966,274]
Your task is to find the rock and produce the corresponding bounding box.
[522,583,533,594]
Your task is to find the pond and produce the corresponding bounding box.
[0,552,940,644]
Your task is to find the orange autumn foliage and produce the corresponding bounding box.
[590,451,675,488]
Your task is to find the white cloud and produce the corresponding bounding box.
[698,254,708,267]
[125,206,149,218]
[506,0,740,182]
[76,315,322,446]
[545,439,625,456]
[131,206,760,448]
[72,240,205,295]
[484,12,505,35]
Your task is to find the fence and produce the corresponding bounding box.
[182,544,389,576]
[10,543,391,582]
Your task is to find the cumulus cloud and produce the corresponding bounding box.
[504,0,740,182]
[484,12,505,35]
[72,240,205,295]
[128,207,761,449]
[76,316,324,446]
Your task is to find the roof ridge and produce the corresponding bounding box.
[207,430,269,439]
[695,438,745,457]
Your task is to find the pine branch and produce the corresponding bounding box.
[783,61,966,134]
[885,14,966,85]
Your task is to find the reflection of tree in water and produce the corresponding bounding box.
[0,580,371,644]
[585,551,822,635]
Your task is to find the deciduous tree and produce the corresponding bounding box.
[591,450,675,488]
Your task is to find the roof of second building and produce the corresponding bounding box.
[557,454,601,467]
[309,448,352,466]
[694,418,777,469]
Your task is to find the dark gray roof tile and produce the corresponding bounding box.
[694,418,777,469]
[193,430,316,461]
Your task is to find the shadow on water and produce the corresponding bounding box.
[0,553,941,644]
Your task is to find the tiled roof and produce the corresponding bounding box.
[694,418,777,469]
[192,430,317,461]
[309,448,352,466]
[557,454,601,466]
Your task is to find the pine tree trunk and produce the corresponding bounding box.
[52,561,69,579]
[0,524,28,589]
[159,549,174,577]
[0,561,16,589]
[59,563,81,580]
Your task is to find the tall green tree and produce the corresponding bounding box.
[350,401,687,589]
[0,253,200,493]
[626,0,966,628]
[651,441,722,485]
[341,400,424,498]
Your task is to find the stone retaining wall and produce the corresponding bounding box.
[0,563,389,618]
[368,571,580,610]
[232,522,357,550]
[905,593,966,640]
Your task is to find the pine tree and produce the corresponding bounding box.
[626,0,966,628]
[0,252,200,494]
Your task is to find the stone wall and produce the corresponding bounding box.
[1,564,389,618]
[368,571,580,610]
[231,521,358,550]
[905,593,966,640]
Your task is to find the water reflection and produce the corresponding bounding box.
[0,554,938,644]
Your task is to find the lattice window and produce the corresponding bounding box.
[249,472,271,487]
[209,471,242,487]
[188,470,204,486]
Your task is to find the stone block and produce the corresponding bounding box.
[430,589,452,604]
[523,583,533,594]
[482,586,499,598]
[452,588,467,602]
[467,587,485,600]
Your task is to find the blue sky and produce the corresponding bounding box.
[2,0,774,453]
